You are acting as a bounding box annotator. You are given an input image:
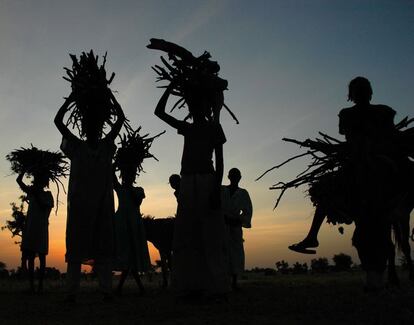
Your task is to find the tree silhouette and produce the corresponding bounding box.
[1,196,26,246]
[275,260,290,274]
[333,253,353,271]
[311,257,330,273]
[292,262,308,274]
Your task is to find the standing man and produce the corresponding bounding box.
[221,168,253,290]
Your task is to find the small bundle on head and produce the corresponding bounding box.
[6,145,68,182]
[63,50,117,138]
[6,145,68,212]
[147,38,238,124]
[114,127,165,176]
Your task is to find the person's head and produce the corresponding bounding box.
[169,174,181,190]
[32,173,49,190]
[228,168,241,185]
[120,164,137,186]
[79,89,111,143]
[348,77,373,104]
[81,114,105,143]
[185,88,210,122]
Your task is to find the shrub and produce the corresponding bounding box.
[311,257,329,273]
[333,253,353,271]
[275,260,290,274]
[292,262,308,274]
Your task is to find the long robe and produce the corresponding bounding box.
[172,121,229,296]
[61,136,115,263]
[173,174,229,295]
[221,186,253,275]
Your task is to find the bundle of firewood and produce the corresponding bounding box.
[63,50,118,137]
[147,38,238,123]
[257,116,414,211]
[6,145,68,182]
[6,146,68,212]
[114,127,165,175]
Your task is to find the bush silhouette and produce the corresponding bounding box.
[333,253,353,271]
[311,257,329,273]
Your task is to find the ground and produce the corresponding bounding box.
[0,271,414,324]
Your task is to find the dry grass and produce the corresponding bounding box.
[0,271,413,324]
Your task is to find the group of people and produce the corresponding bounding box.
[11,40,413,298]
[14,73,253,301]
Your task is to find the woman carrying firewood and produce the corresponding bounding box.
[288,77,411,256]
[149,39,236,300]
[54,51,125,302]
[6,146,67,293]
[112,127,162,294]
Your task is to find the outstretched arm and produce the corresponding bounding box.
[106,92,126,142]
[154,84,182,130]
[54,93,77,140]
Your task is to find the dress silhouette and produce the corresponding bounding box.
[113,186,150,272]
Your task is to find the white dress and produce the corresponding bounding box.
[61,136,116,263]
[221,186,253,275]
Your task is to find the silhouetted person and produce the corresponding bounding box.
[169,174,181,201]
[221,168,252,291]
[16,172,54,293]
[155,82,229,300]
[289,77,403,255]
[55,91,125,302]
[113,166,150,295]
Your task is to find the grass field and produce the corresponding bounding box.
[0,271,414,324]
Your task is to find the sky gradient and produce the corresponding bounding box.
[0,0,413,272]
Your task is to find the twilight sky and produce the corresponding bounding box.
[0,0,413,272]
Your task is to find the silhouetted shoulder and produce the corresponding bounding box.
[338,106,356,135]
[60,136,82,159]
[134,186,145,199]
[176,121,192,135]
[239,188,250,196]
[338,104,396,136]
[371,104,396,117]
[177,121,226,145]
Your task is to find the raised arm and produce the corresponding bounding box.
[154,84,182,130]
[54,93,77,140]
[16,172,30,194]
[106,92,126,142]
